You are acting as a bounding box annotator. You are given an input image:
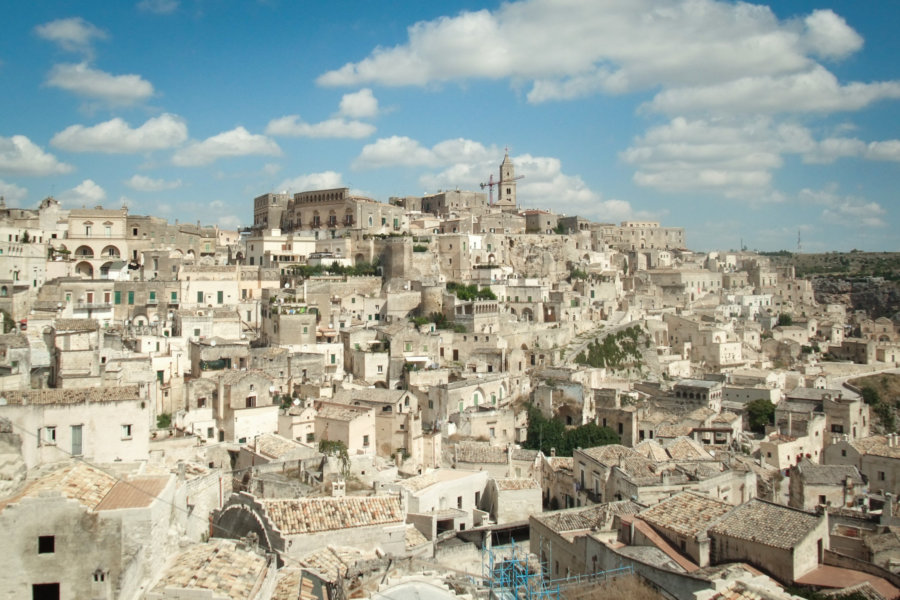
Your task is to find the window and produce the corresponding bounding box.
[363,435,370,447]
[85,225,92,236]
[105,226,111,237]
[428,400,434,409]
[197,291,204,303]
[197,397,206,408]
[121,424,132,439]
[39,536,55,554]
[42,427,56,446]
[306,433,315,443]
[879,471,886,481]
[207,427,214,439]
[457,496,463,509]
[217,291,224,304]
[330,354,336,364]
[377,365,383,373]
[127,291,134,305]
[819,495,827,505]
[245,397,256,408]
[193,328,201,337]
[171,291,177,302]
[114,291,121,305]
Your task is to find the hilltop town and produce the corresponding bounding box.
[1,153,899,600]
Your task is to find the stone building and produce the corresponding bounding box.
[708,499,828,583]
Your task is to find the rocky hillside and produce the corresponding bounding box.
[812,277,900,319]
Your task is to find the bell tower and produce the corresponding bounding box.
[496,149,518,212]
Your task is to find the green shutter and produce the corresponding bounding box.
[128,291,134,305]
[114,291,121,305]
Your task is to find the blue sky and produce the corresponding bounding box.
[0,0,898,252]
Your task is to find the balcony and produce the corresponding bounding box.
[75,302,112,310]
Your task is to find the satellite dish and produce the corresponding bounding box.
[210,339,216,347]
[292,398,300,406]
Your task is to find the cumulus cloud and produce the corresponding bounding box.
[800,186,887,228]
[124,174,182,191]
[803,9,863,59]
[645,66,900,116]
[0,135,73,176]
[622,117,822,196]
[264,115,374,139]
[34,17,106,55]
[338,88,379,118]
[137,0,179,14]
[51,114,187,153]
[354,136,494,170]
[46,62,155,106]
[59,179,106,206]
[276,171,345,193]
[318,1,833,92]
[172,127,281,167]
[0,179,28,204]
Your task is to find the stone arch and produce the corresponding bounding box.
[75,261,93,278]
[355,253,365,265]
[101,245,120,258]
[475,256,481,264]
[75,245,94,258]
[186,249,195,260]
[132,313,149,326]
[170,249,183,259]
[488,253,495,264]
[212,503,276,554]
[522,308,534,321]
[99,262,113,278]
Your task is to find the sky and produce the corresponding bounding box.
[0,0,898,252]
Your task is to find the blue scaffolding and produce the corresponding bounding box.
[482,538,560,600]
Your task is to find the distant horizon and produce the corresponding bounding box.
[1,1,898,252]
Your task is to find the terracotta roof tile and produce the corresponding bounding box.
[261,496,403,535]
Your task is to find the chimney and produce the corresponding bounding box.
[177,461,186,482]
[550,447,556,457]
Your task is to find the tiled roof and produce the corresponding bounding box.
[94,476,169,511]
[849,435,900,460]
[298,545,378,583]
[152,539,268,600]
[709,499,821,550]
[456,442,507,464]
[253,433,308,460]
[579,444,638,464]
[545,456,573,472]
[533,500,643,534]
[865,531,900,554]
[316,401,370,422]
[53,319,99,331]
[634,440,669,462]
[656,424,695,439]
[665,437,715,461]
[405,524,429,549]
[794,460,863,486]
[3,462,118,511]
[639,491,732,538]
[495,478,540,491]
[261,495,403,535]
[0,385,143,405]
[512,448,539,462]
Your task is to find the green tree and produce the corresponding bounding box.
[777,313,793,327]
[319,439,351,477]
[156,413,172,429]
[746,399,775,434]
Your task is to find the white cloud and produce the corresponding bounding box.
[803,137,900,164]
[217,214,242,230]
[172,127,281,167]
[803,9,863,59]
[264,115,374,139]
[276,171,345,193]
[124,174,182,191]
[318,0,831,93]
[800,187,887,228]
[59,179,106,207]
[0,135,74,176]
[0,179,28,204]
[338,88,379,118]
[51,114,188,153]
[622,117,820,196]
[262,163,282,176]
[34,17,106,55]
[354,136,440,169]
[137,0,179,14]
[46,62,155,106]
[645,66,900,116]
